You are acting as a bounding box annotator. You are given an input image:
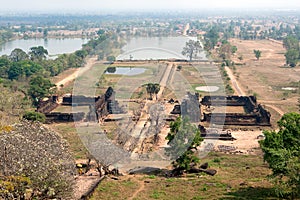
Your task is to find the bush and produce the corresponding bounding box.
[107,55,116,62]
[23,111,46,123]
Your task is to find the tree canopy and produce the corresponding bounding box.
[182,40,202,61]
[259,112,300,198]
[204,26,219,50]
[283,35,300,67]
[165,117,203,171]
[285,49,299,67]
[28,76,55,105]
[29,46,48,61]
[144,83,160,100]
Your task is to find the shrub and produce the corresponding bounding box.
[23,111,46,123]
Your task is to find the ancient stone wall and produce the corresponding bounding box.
[45,112,85,122]
[201,95,271,126]
[62,95,101,106]
[37,96,59,114]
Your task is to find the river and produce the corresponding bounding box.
[0,38,89,56]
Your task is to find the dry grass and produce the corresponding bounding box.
[229,39,300,116]
[91,152,277,200]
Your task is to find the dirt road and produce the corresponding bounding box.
[225,66,246,96]
[55,56,98,90]
[225,66,284,116]
[156,62,174,99]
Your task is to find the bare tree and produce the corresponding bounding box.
[149,103,165,143]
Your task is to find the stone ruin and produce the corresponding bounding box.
[37,87,124,122]
[170,95,271,126]
[201,95,271,126]
[170,92,201,123]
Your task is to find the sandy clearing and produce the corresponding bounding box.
[55,56,98,90]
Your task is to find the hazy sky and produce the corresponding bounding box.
[0,0,299,12]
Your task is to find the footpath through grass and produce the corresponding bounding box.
[91,152,279,200]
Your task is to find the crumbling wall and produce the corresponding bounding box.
[181,92,200,123]
[45,112,85,122]
[62,95,101,106]
[201,95,257,108]
[37,96,59,114]
[201,95,271,126]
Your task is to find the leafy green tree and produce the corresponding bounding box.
[0,84,30,125]
[231,45,238,54]
[28,76,55,106]
[8,62,23,80]
[8,61,43,80]
[283,36,299,51]
[182,40,202,61]
[0,57,11,78]
[68,54,83,68]
[29,46,48,61]
[165,117,203,171]
[75,49,88,59]
[285,49,299,67]
[9,48,28,62]
[204,27,219,50]
[253,49,262,60]
[259,113,300,198]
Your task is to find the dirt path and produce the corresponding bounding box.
[225,66,246,96]
[225,66,285,116]
[128,179,145,200]
[262,104,284,116]
[156,62,174,99]
[55,56,98,90]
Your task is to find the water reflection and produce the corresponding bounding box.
[105,67,146,76]
[0,38,89,56]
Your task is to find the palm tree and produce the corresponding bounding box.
[145,83,160,100]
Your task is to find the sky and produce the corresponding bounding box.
[0,0,299,13]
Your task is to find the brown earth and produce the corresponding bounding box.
[229,39,300,122]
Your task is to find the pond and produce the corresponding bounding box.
[0,38,89,56]
[105,67,147,76]
[117,36,207,60]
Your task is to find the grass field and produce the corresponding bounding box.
[91,152,278,200]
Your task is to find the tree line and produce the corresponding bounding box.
[0,31,120,107]
[283,35,300,67]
